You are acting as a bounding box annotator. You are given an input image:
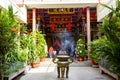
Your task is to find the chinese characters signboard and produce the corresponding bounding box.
[50,17,72,23]
[48,8,75,14]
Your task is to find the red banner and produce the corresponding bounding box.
[50,17,72,23]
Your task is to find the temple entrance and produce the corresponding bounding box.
[27,7,99,55]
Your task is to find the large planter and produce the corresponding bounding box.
[3,68,25,80]
[99,65,119,80]
[99,58,119,80]
[3,62,25,80]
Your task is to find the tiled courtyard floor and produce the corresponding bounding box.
[14,59,115,80]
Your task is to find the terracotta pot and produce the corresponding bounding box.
[91,59,98,65]
[91,59,98,68]
[40,58,46,62]
[78,57,84,61]
[31,62,39,68]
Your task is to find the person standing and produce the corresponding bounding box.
[49,46,54,58]
[53,38,62,55]
[71,44,75,56]
[70,38,75,57]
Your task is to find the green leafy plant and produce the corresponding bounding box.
[88,36,108,63]
[0,6,19,64]
[3,62,24,77]
[21,31,38,63]
[35,30,47,58]
[21,30,47,63]
[98,0,120,76]
[76,39,86,57]
[0,5,26,78]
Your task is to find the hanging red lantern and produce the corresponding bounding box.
[66,23,72,31]
[50,23,56,32]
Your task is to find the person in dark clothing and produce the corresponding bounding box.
[53,38,62,55]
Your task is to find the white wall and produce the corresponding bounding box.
[12,0,98,8]
[0,0,27,23]
[17,5,27,23]
[23,0,98,3]
[97,0,116,22]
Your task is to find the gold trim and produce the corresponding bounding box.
[50,16,72,23]
[48,8,75,14]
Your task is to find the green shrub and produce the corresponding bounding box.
[76,39,86,57]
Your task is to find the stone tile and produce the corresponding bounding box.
[14,59,114,80]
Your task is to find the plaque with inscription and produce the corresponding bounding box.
[48,8,75,14]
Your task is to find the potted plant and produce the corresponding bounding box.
[76,39,86,61]
[97,1,120,79]
[87,1,120,79]
[22,31,40,68]
[35,30,47,62]
[0,6,27,79]
[88,36,108,67]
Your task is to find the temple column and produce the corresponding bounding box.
[32,8,36,32]
[86,7,91,59]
